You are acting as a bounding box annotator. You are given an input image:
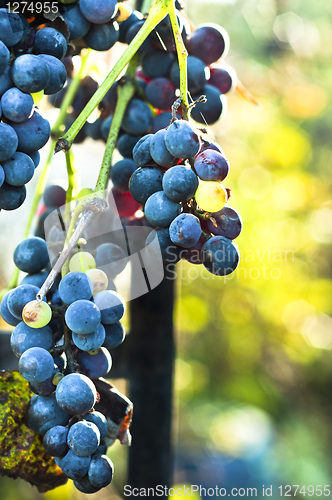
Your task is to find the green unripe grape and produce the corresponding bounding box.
[52,372,65,385]
[22,300,52,328]
[69,252,96,273]
[86,268,108,296]
[195,181,227,213]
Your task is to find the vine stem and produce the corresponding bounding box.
[55,0,169,152]
[168,0,189,119]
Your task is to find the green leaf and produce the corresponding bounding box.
[0,370,67,493]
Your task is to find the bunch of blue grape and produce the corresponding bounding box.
[0,234,127,493]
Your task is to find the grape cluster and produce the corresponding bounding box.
[1,235,127,493]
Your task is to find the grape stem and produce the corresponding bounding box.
[55,0,172,152]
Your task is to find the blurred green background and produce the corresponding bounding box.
[2,0,332,498]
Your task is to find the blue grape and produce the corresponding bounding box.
[85,118,103,141]
[43,184,66,207]
[201,235,240,275]
[94,290,125,324]
[117,133,140,159]
[197,140,224,156]
[58,272,93,305]
[12,13,31,55]
[14,237,50,274]
[206,206,243,240]
[0,8,23,47]
[11,321,53,358]
[186,24,229,66]
[0,123,18,162]
[65,299,101,334]
[169,213,202,248]
[76,347,112,379]
[84,411,108,438]
[118,10,143,43]
[2,152,34,186]
[19,347,55,383]
[145,78,176,111]
[0,65,13,98]
[0,41,9,73]
[194,150,230,182]
[88,454,114,488]
[150,129,175,168]
[43,425,69,458]
[28,151,41,168]
[144,191,182,227]
[0,183,26,210]
[61,4,91,41]
[145,227,183,263]
[56,373,97,415]
[0,165,4,187]
[103,321,125,349]
[26,393,70,435]
[72,323,106,352]
[165,121,200,158]
[9,111,51,154]
[162,165,198,202]
[12,54,50,93]
[129,166,163,205]
[59,450,91,480]
[29,365,57,397]
[7,284,43,319]
[79,0,118,24]
[95,243,127,277]
[122,98,153,135]
[38,55,67,95]
[132,134,153,167]
[96,439,107,455]
[191,84,225,125]
[152,111,173,133]
[1,88,34,123]
[0,290,21,327]
[20,271,48,288]
[100,114,113,141]
[67,420,100,457]
[141,49,174,79]
[110,158,138,192]
[170,55,206,94]
[83,22,119,52]
[33,27,67,59]
[74,476,100,494]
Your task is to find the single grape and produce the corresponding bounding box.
[9,111,51,154]
[2,152,35,187]
[84,411,108,438]
[118,10,143,44]
[145,227,183,264]
[194,150,230,182]
[162,165,198,202]
[38,55,67,95]
[61,4,91,41]
[209,66,237,94]
[117,133,140,160]
[0,8,24,47]
[11,321,53,357]
[191,85,227,125]
[195,182,227,212]
[22,300,52,328]
[74,476,100,494]
[59,450,91,480]
[165,120,200,159]
[132,134,153,168]
[201,235,240,276]
[85,269,108,296]
[110,158,138,192]
[11,54,50,93]
[152,111,173,133]
[103,321,125,349]
[183,235,206,265]
[56,373,97,415]
[83,22,119,52]
[145,77,176,111]
[150,129,175,168]
[79,0,118,24]
[65,300,101,335]
[88,454,114,488]
[43,184,66,208]
[43,425,69,458]
[28,151,41,169]
[33,27,67,59]
[129,166,163,205]
[67,420,100,457]
[122,98,153,136]
[76,347,112,379]
[186,24,230,65]
[69,252,96,273]
[58,272,93,305]
[0,123,18,162]
[19,347,55,383]
[72,324,106,352]
[170,55,206,94]
[141,48,174,79]
[94,290,125,324]
[1,88,34,123]
[0,183,26,210]
[95,243,127,278]
[169,213,202,248]
[14,237,50,274]
[206,206,243,240]
[26,393,70,435]
[7,284,44,319]
[0,290,21,326]
[144,191,182,227]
